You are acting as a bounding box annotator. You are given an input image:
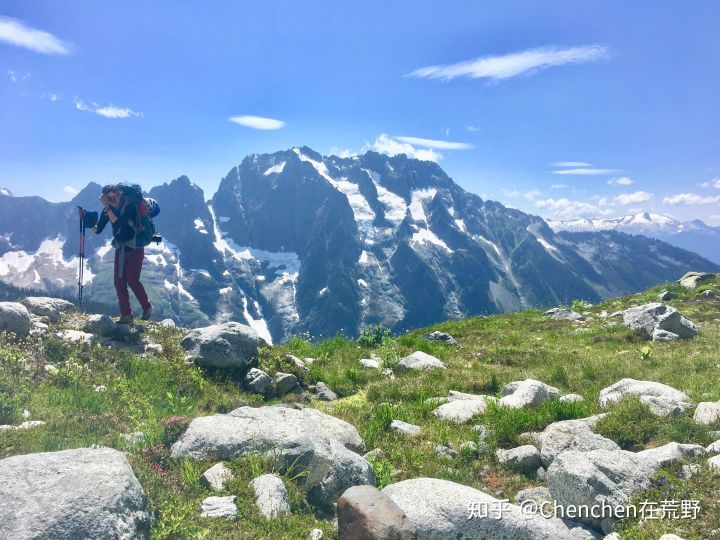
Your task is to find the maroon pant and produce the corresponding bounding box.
[114,248,151,318]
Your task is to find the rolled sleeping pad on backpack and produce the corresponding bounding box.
[145,198,160,218]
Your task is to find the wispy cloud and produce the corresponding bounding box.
[534,197,608,219]
[466,125,480,132]
[614,191,652,205]
[501,188,542,201]
[229,115,284,130]
[329,147,357,159]
[553,168,621,175]
[395,136,472,150]
[63,185,78,196]
[663,192,720,205]
[550,184,568,189]
[608,176,634,186]
[553,161,592,167]
[698,177,720,189]
[365,134,442,162]
[0,16,72,55]
[75,99,143,119]
[407,45,609,82]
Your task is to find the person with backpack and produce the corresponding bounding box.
[91,183,154,324]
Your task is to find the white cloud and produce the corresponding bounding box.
[229,115,284,130]
[75,99,143,119]
[534,197,602,219]
[550,184,568,189]
[553,161,591,167]
[48,93,60,102]
[0,17,72,55]
[63,185,78,196]
[394,136,472,150]
[407,45,609,82]
[366,134,442,162]
[329,147,357,158]
[466,125,479,132]
[608,176,634,186]
[614,191,652,205]
[553,168,621,175]
[501,188,541,201]
[663,193,720,205]
[699,178,720,189]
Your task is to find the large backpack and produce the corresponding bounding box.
[118,183,161,247]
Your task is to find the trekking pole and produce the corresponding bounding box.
[78,207,85,311]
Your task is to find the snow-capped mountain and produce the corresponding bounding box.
[1,149,718,343]
[548,212,720,263]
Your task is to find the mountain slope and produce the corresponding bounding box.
[1,149,718,342]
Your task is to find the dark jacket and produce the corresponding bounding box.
[95,200,140,249]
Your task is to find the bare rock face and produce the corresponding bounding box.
[171,405,374,508]
[181,321,259,368]
[0,447,152,539]
[337,485,415,540]
[678,271,715,290]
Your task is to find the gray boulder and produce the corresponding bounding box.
[620,303,698,340]
[545,308,585,321]
[84,314,117,337]
[496,445,542,475]
[658,290,677,301]
[395,351,447,373]
[200,495,237,518]
[500,379,560,409]
[678,271,715,290]
[244,367,272,395]
[359,358,381,370]
[181,321,259,368]
[337,485,416,540]
[637,442,705,467]
[56,329,93,345]
[21,296,74,322]
[311,382,338,401]
[432,395,495,424]
[599,378,689,408]
[382,477,589,539]
[532,417,619,467]
[171,405,373,508]
[559,394,584,403]
[0,301,32,337]
[547,449,658,528]
[693,401,720,424]
[285,354,309,371]
[201,462,234,491]
[274,372,300,396]
[639,395,693,417]
[0,447,151,539]
[249,474,291,519]
[424,330,459,347]
[514,486,552,506]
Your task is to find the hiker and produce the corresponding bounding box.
[90,184,153,324]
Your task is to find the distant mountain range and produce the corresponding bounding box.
[547,212,720,263]
[1,148,717,343]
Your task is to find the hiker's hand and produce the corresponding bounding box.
[90,226,97,233]
[99,194,109,208]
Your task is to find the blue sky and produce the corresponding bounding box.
[1,1,719,224]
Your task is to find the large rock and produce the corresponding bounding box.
[249,474,291,519]
[201,462,234,491]
[678,271,715,290]
[530,417,619,467]
[200,495,237,518]
[181,321,259,368]
[637,442,705,467]
[389,420,421,436]
[693,401,720,425]
[423,330,459,347]
[171,405,373,507]
[0,447,151,539]
[620,303,698,341]
[496,445,542,475]
[639,395,693,417]
[599,378,689,408]
[337,485,416,540]
[244,367,272,395]
[545,308,585,321]
[500,379,560,409]
[21,296,75,322]
[547,450,658,528]
[0,301,32,337]
[382,477,589,539]
[432,395,495,423]
[83,314,117,337]
[395,351,447,373]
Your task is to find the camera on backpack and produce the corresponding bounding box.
[152,234,162,244]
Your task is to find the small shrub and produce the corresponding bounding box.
[357,324,392,347]
[366,455,396,489]
[549,365,569,387]
[595,398,661,450]
[571,299,592,312]
[161,415,190,446]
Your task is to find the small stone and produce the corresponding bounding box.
[312,382,338,401]
[201,463,234,492]
[359,358,381,370]
[245,367,272,395]
[285,354,309,371]
[496,445,542,475]
[694,401,720,424]
[708,454,720,472]
[249,474,291,519]
[121,432,145,444]
[159,318,176,327]
[363,448,386,460]
[389,420,421,436]
[678,464,700,479]
[309,529,324,540]
[459,441,478,455]
[658,290,677,301]
[200,495,237,518]
[303,357,316,365]
[559,393,584,403]
[94,385,107,393]
[274,372,300,396]
[423,330,459,347]
[395,351,447,373]
[434,444,457,459]
[144,343,163,354]
[337,485,415,540]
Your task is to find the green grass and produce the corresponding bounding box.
[1,275,720,538]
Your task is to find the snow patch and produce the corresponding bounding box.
[241,296,273,345]
[411,228,453,252]
[409,189,437,223]
[263,161,286,176]
[194,218,209,235]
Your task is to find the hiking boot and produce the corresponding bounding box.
[141,305,153,321]
[118,315,134,325]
